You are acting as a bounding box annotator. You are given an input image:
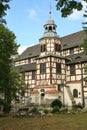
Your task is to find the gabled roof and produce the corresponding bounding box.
[61,31,86,50]
[36,53,65,60]
[15,62,36,72]
[66,53,87,65]
[17,30,86,62]
[17,44,40,61]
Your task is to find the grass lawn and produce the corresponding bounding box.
[0,113,87,130]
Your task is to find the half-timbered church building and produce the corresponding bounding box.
[15,14,87,107]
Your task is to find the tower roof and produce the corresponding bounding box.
[45,17,56,25]
[40,16,59,40]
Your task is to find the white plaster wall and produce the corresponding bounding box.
[46,68,50,73]
[64,87,72,106]
[76,75,81,80]
[71,76,75,81]
[66,77,70,81]
[52,68,56,73]
[67,83,82,104]
[76,69,81,74]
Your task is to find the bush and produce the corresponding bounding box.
[59,107,68,114]
[73,103,83,109]
[51,99,62,109]
[52,106,59,113]
[43,109,49,114]
[30,107,38,113]
[0,99,7,112]
[71,108,81,114]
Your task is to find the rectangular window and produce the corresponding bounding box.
[56,63,61,74]
[40,63,46,74]
[28,58,31,63]
[41,44,46,52]
[32,71,35,80]
[58,84,61,91]
[70,64,75,76]
[55,44,61,52]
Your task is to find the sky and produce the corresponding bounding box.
[5,0,87,54]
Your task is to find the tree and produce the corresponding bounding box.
[81,7,87,54]
[0,0,26,112]
[0,0,11,24]
[0,24,21,112]
[55,0,87,54]
[55,0,87,17]
[83,8,87,33]
[9,68,26,101]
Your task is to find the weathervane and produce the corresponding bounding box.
[49,3,52,17]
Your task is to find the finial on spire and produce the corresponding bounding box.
[49,3,52,16]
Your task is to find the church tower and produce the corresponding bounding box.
[39,15,61,56]
[32,13,66,105]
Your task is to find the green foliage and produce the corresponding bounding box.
[43,109,49,114]
[0,99,10,112]
[59,107,68,114]
[0,99,6,107]
[55,0,83,17]
[51,99,62,108]
[30,107,39,113]
[83,7,87,34]
[52,106,59,113]
[0,0,11,24]
[10,69,26,100]
[71,108,81,114]
[0,24,20,113]
[81,37,87,54]
[73,103,83,109]
[81,7,87,78]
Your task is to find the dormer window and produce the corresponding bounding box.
[29,53,32,56]
[41,44,46,52]
[64,44,67,47]
[75,56,81,59]
[70,48,74,55]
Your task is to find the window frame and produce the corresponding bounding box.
[55,44,61,52]
[41,44,46,52]
[40,63,46,74]
[70,64,75,76]
[56,63,61,74]
[73,89,78,98]
[58,84,61,91]
[32,71,35,80]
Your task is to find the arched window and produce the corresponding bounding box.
[73,89,78,98]
[53,26,55,31]
[49,26,52,31]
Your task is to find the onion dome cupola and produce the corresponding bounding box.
[45,17,56,32]
[40,17,59,39]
